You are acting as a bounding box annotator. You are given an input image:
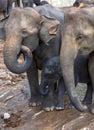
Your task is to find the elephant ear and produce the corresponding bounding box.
[40,15,60,44]
[49,24,59,35]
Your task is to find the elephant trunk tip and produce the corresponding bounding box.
[39,84,49,96]
[71,96,88,112]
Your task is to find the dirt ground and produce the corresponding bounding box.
[0,37,94,129]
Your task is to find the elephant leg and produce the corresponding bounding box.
[27,58,41,106]
[42,83,56,111]
[88,52,94,113]
[82,82,93,104]
[55,77,66,110]
[91,92,94,114]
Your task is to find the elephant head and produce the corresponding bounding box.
[3,7,60,74]
[60,7,94,112]
[3,7,41,74]
[39,56,61,95]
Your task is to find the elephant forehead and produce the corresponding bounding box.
[10,8,41,23]
[24,7,41,21]
[20,14,40,30]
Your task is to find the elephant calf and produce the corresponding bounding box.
[39,55,93,110]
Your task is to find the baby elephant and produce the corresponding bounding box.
[39,55,93,110]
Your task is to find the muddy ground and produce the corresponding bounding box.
[0,40,94,129]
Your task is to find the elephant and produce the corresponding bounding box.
[0,0,8,17]
[22,0,49,8]
[7,0,22,13]
[0,0,21,17]
[40,1,49,5]
[22,0,33,7]
[60,6,94,112]
[39,55,93,110]
[2,5,65,111]
[73,0,94,7]
[33,0,40,6]
[33,0,49,6]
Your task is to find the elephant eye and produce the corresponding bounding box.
[21,29,29,37]
[76,34,83,41]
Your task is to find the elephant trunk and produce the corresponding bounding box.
[39,80,49,96]
[60,36,88,112]
[3,33,32,74]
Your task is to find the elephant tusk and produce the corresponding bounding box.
[21,45,32,57]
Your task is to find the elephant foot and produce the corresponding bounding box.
[28,95,42,107]
[44,106,55,111]
[68,103,75,109]
[42,96,56,111]
[55,104,64,110]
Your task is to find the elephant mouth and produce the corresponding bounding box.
[16,45,31,64]
[17,45,32,64]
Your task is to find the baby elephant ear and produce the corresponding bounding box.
[49,20,60,35]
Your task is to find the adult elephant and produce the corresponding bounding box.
[3,5,64,110]
[22,0,49,8]
[22,0,33,7]
[60,6,94,112]
[0,0,21,17]
[73,0,94,7]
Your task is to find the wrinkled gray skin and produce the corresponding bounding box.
[60,7,94,112]
[2,5,64,111]
[39,55,93,110]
